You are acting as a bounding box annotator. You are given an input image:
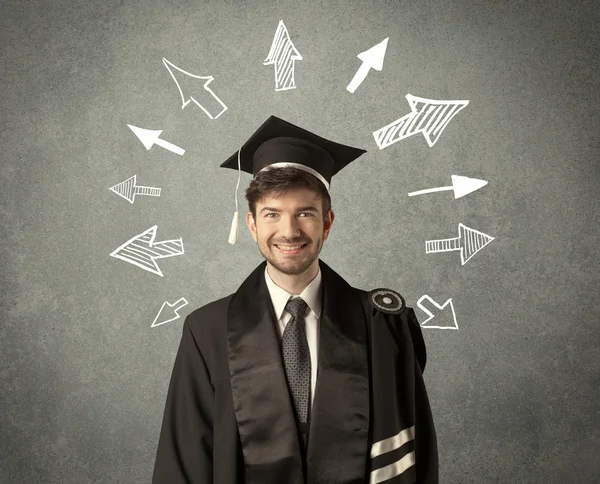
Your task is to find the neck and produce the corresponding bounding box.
[267,260,320,295]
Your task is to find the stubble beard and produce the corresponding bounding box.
[258,233,324,276]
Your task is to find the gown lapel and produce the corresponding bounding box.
[227,261,304,483]
[227,259,370,483]
[306,260,370,483]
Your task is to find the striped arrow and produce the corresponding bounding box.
[110,225,184,277]
[373,94,469,148]
[109,175,161,204]
[426,223,494,265]
[264,20,303,91]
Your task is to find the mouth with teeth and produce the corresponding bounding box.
[273,242,309,254]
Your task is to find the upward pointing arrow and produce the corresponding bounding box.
[264,20,303,91]
[346,37,389,93]
[408,175,488,199]
[127,124,185,155]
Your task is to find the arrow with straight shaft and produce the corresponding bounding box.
[426,223,494,265]
[151,297,189,328]
[408,175,488,199]
[109,175,162,204]
[127,124,185,155]
[346,37,389,93]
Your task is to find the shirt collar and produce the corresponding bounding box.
[264,264,322,321]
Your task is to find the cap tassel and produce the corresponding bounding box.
[228,149,243,245]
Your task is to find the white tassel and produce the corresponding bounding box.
[228,211,239,245]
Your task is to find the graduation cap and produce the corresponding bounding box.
[221,115,367,244]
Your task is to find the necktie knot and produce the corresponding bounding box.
[285,297,308,319]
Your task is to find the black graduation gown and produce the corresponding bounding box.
[152,259,438,483]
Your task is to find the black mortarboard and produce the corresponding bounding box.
[221,115,367,244]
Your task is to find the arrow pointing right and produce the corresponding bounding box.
[408,175,488,199]
[426,223,495,265]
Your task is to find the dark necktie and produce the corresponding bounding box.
[282,297,311,441]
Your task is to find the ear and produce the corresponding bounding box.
[246,212,258,242]
[323,210,335,241]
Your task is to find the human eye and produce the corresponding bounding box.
[298,212,313,217]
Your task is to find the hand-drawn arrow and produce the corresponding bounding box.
[162,57,228,119]
[127,124,185,155]
[408,175,488,199]
[264,20,303,91]
[426,223,494,265]
[151,297,189,328]
[373,94,469,148]
[417,295,459,330]
[109,175,161,204]
[346,37,388,93]
[110,225,184,277]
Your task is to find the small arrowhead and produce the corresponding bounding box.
[451,175,488,199]
[357,37,389,71]
[127,124,162,150]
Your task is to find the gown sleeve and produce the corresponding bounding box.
[152,316,214,483]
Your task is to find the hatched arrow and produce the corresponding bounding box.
[127,124,185,155]
[151,297,189,328]
[373,94,469,148]
[346,37,389,93]
[162,57,228,119]
[109,175,161,204]
[264,20,303,91]
[417,295,459,330]
[408,175,488,199]
[426,223,494,265]
[110,225,184,277]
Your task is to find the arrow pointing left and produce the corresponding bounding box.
[127,124,185,155]
[110,225,184,277]
[109,175,162,204]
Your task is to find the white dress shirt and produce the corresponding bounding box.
[264,266,321,410]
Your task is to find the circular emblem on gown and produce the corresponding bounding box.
[368,288,405,314]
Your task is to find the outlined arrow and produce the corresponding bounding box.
[426,223,494,265]
[346,37,388,93]
[109,175,162,204]
[373,94,469,149]
[417,295,458,330]
[127,124,185,155]
[110,225,184,277]
[408,175,488,199]
[162,57,228,119]
[151,297,189,328]
[264,20,303,91]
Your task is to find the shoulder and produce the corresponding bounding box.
[354,286,408,316]
[185,293,235,335]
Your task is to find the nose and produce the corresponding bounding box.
[279,214,302,241]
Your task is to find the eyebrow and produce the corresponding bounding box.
[259,206,319,214]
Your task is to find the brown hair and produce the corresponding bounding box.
[245,166,331,221]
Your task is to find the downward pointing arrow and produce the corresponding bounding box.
[152,297,189,328]
[408,175,488,199]
[417,295,459,330]
[127,124,185,155]
[347,37,389,93]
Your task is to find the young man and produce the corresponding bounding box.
[152,116,438,483]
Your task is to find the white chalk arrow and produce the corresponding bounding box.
[127,124,185,155]
[162,57,228,119]
[408,175,488,199]
[346,37,389,93]
[417,295,459,330]
[109,175,162,204]
[264,20,303,91]
[426,223,494,265]
[373,94,469,148]
[151,297,189,328]
[110,225,184,277]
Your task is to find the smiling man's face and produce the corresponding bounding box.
[246,187,334,277]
